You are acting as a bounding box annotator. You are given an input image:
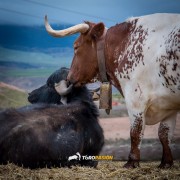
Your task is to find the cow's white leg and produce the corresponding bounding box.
[158,112,176,168]
[123,111,145,168]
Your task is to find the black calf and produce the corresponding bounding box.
[0,67,104,168]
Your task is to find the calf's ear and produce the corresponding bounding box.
[90,23,105,39]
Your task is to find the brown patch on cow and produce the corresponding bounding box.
[117,20,148,75]
[105,18,148,93]
[124,113,143,168]
[158,123,173,168]
[157,27,180,93]
[172,62,178,71]
[137,83,143,98]
[159,60,179,93]
[104,19,149,94]
[104,22,133,95]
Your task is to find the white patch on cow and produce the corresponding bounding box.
[114,13,180,126]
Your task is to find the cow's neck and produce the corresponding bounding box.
[104,22,133,97]
[96,27,124,96]
[96,28,108,83]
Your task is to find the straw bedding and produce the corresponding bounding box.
[0,161,180,180]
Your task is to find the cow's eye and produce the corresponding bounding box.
[74,46,79,54]
[74,46,78,50]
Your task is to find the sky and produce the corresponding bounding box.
[0,0,180,27]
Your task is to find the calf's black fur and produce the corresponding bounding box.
[0,67,104,168]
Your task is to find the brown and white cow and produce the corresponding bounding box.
[45,13,180,168]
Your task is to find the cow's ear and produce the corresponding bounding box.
[90,23,105,39]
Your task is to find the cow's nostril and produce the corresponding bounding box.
[67,76,76,86]
[67,80,71,87]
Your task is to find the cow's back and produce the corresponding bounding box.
[109,13,180,124]
[113,14,180,96]
[126,14,180,96]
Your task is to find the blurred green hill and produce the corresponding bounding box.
[0,82,29,109]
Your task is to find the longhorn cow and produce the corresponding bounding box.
[45,13,180,168]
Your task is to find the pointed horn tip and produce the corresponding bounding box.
[54,80,66,87]
[44,15,51,32]
[44,15,47,22]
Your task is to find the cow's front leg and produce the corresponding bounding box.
[123,112,145,168]
[158,113,176,168]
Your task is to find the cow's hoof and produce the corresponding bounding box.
[158,162,173,169]
[123,161,139,169]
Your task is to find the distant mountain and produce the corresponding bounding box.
[0,61,38,69]
[0,24,76,85]
[0,24,78,52]
[0,47,72,79]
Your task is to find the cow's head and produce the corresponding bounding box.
[45,16,106,86]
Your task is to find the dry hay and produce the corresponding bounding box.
[0,161,180,180]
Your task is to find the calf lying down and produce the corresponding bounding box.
[0,68,104,168]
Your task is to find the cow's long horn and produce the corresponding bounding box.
[55,80,73,96]
[45,15,89,37]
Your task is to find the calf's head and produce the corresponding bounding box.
[28,67,100,104]
[45,16,106,86]
[28,67,70,104]
[28,84,60,104]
